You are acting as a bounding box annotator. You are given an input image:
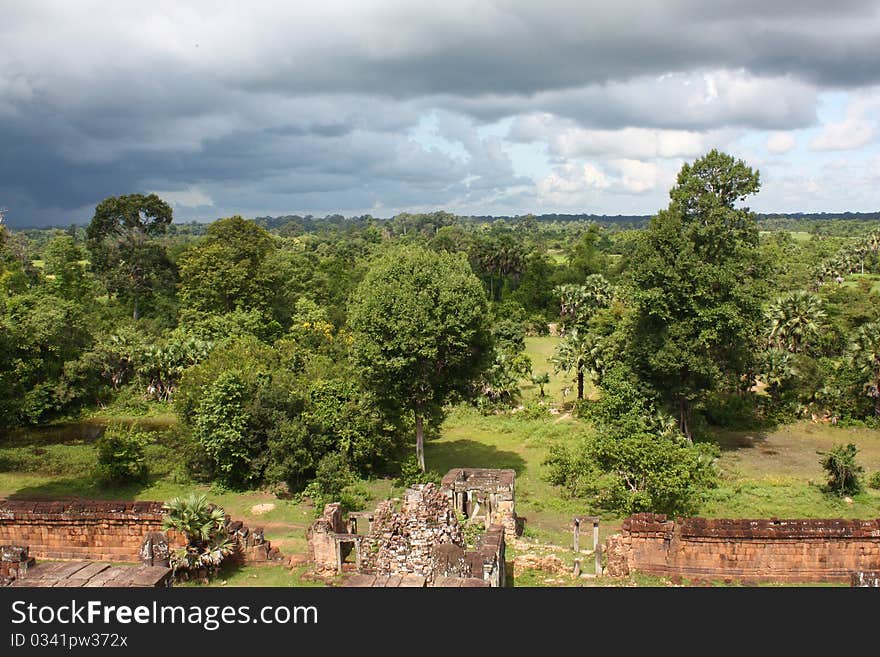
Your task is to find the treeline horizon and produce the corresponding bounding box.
[10,209,880,234]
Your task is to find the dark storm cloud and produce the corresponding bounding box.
[1,1,879,225]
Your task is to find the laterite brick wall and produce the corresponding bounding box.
[0,501,169,562]
[605,513,880,582]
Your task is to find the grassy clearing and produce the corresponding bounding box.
[841,273,880,294]
[520,335,597,405]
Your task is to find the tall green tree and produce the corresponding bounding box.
[348,246,492,471]
[43,234,90,301]
[86,194,175,320]
[625,150,768,440]
[177,216,276,316]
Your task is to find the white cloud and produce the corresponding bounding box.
[766,132,796,154]
[537,163,610,206]
[810,94,879,151]
[608,159,664,194]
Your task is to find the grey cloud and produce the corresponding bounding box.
[1,2,879,225]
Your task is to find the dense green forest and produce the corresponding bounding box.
[2,150,880,518]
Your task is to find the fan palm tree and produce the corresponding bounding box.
[162,493,228,547]
[530,372,550,397]
[849,321,880,416]
[766,290,826,354]
[551,328,592,400]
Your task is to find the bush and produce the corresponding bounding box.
[394,455,441,489]
[301,452,368,513]
[868,472,880,490]
[819,443,863,496]
[544,432,718,516]
[94,425,149,485]
[703,393,763,430]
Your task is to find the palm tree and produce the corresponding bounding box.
[553,275,613,329]
[530,372,550,397]
[849,321,880,416]
[761,348,794,402]
[162,493,228,548]
[551,328,591,400]
[766,290,826,354]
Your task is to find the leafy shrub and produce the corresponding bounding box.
[301,452,368,513]
[516,401,552,421]
[868,471,880,490]
[545,364,718,516]
[703,393,763,430]
[394,455,441,489]
[819,443,863,496]
[162,494,234,580]
[544,433,718,516]
[94,425,149,485]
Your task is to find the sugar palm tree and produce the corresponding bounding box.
[551,328,591,400]
[849,321,880,416]
[530,372,550,397]
[766,290,826,354]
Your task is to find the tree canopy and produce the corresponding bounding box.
[348,245,492,470]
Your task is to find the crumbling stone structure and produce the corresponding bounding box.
[307,503,352,575]
[361,484,464,579]
[440,468,517,541]
[308,482,508,586]
[605,513,880,583]
[0,545,34,586]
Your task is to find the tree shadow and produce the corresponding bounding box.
[6,476,154,501]
[711,429,772,452]
[425,439,527,475]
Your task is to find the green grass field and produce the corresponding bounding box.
[3,334,880,586]
[521,336,597,405]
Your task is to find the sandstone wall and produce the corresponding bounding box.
[0,501,170,562]
[605,513,880,583]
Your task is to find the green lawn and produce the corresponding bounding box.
[520,335,597,406]
[841,273,880,294]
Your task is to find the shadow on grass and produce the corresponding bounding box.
[0,418,177,448]
[425,439,527,475]
[711,429,772,452]
[6,476,153,501]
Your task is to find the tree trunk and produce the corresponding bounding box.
[415,412,426,472]
[875,394,880,417]
[679,397,693,443]
[577,371,584,400]
[132,296,140,321]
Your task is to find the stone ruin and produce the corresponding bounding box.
[440,468,517,542]
[0,499,284,587]
[604,513,880,584]
[307,469,516,587]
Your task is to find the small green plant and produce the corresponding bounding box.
[455,510,483,549]
[162,493,234,580]
[94,425,149,485]
[818,443,863,496]
[529,372,550,398]
[868,471,880,490]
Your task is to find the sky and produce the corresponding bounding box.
[2,1,880,227]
